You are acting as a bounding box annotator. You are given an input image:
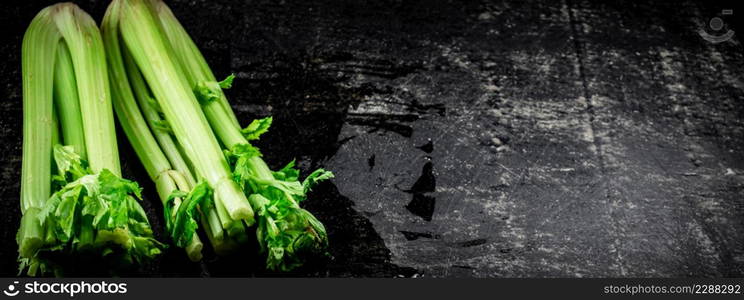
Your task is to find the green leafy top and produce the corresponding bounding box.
[165,181,211,248]
[20,145,164,276]
[193,74,235,105]
[241,117,272,141]
[226,119,334,271]
[218,74,235,89]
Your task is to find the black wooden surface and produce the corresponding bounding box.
[1,0,743,277]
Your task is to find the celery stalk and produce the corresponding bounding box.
[18,3,164,276]
[153,0,240,129]
[110,0,253,224]
[19,6,60,262]
[102,0,254,257]
[52,5,119,175]
[152,0,333,271]
[102,0,335,271]
[102,1,204,260]
[121,46,196,187]
[53,42,86,158]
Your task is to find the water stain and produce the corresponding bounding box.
[406,194,437,222]
[399,231,441,241]
[416,139,434,153]
[454,238,488,248]
[407,162,436,193]
[404,162,436,221]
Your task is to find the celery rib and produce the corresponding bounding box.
[18,3,164,276]
[19,5,62,263]
[103,0,203,260]
[152,0,333,271]
[113,0,254,223]
[101,0,334,271]
[53,41,86,158]
[103,0,249,258]
[53,5,120,174]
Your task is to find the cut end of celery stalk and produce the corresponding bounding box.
[230,207,253,224]
[214,179,254,223]
[226,221,248,244]
[202,206,224,241]
[199,214,237,256]
[17,209,44,259]
[185,233,203,262]
[95,228,134,249]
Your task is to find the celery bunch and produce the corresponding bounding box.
[18,3,163,276]
[103,0,333,270]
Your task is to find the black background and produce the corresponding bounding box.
[1,0,743,277]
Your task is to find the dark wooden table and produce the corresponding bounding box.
[1,0,742,277]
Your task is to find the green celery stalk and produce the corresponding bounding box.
[152,0,333,271]
[153,0,240,130]
[18,3,164,276]
[52,41,86,158]
[53,4,119,175]
[120,51,228,254]
[101,3,227,259]
[105,0,254,227]
[19,5,60,265]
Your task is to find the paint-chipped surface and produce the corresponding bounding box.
[1,0,743,277]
